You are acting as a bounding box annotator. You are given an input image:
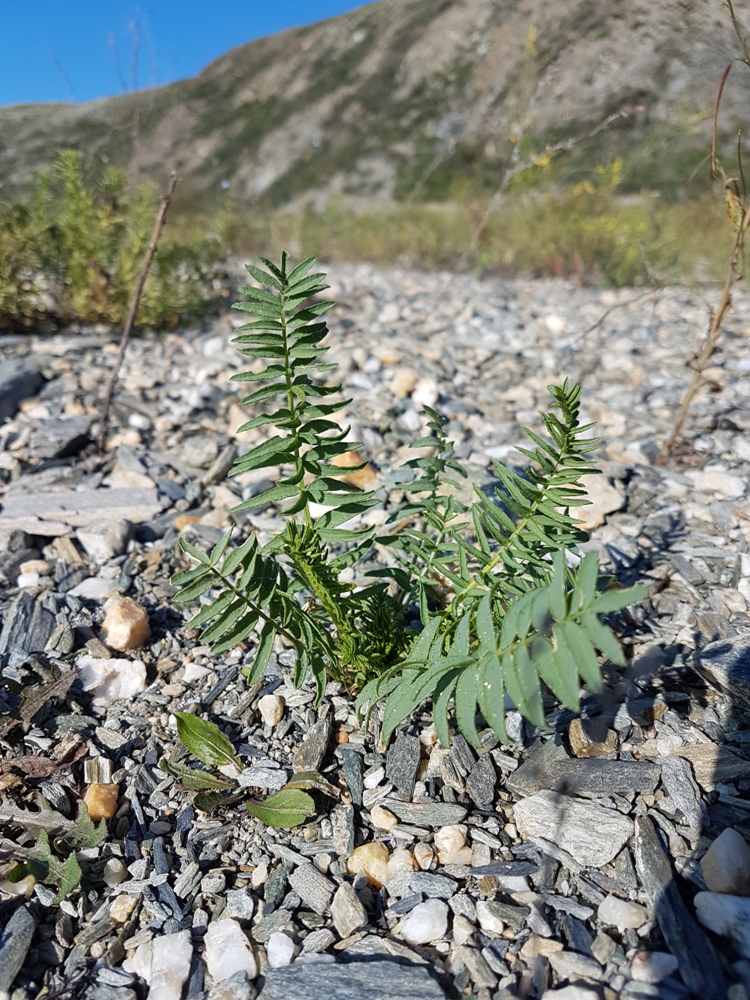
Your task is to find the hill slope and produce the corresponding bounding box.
[1,0,748,208]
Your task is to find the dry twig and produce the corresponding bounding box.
[96,172,178,451]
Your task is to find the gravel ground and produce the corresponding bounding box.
[0,264,749,1000]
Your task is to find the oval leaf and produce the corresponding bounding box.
[174,713,240,769]
[246,788,316,828]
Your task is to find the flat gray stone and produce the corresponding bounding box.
[506,737,569,796]
[659,756,705,842]
[287,863,335,915]
[387,732,421,799]
[330,882,368,937]
[383,799,467,827]
[466,753,496,805]
[29,415,93,458]
[634,816,725,1000]
[544,758,661,796]
[0,356,42,424]
[514,790,634,867]
[293,716,332,773]
[0,905,36,995]
[339,748,364,807]
[258,958,445,1000]
[0,590,56,674]
[0,486,163,529]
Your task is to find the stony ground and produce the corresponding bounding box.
[0,263,749,1000]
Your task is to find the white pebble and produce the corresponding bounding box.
[700,827,750,896]
[630,951,679,983]
[597,894,648,929]
[475,899,505,935]
[204,918,258,982]
[266,931,297,968]
[399,899,449,945]
[434,824,467,855]
[258,694,285,728]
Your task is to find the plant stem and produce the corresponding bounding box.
[96,172,178,451]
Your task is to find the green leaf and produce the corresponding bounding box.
[158,760,235,791]
[284,771,340,797]
[174,713,241,769]
[246,788,316,828]
[589,583,648,614]
[244,621,276,685]
[454,667,481,748]
[178,537,211,565]
[580,612,626,666]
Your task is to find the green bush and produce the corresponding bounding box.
[0,151,223,331]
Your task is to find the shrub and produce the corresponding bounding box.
[0,151,223,331]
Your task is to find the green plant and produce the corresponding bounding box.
[0,150,222,331]
[160,713,336,827]
[6,800,106,903]
[172,252,646,750]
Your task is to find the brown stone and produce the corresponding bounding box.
[84,782,120,821]
[568,717,619,758]
[100,597,150,651]
[346,841,391,888]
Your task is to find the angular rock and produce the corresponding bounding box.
[287,864,335,915]
[207,970,257,1000]
[76,654,147,708]
[506,737,569,797]
[204,919,258,983]
[77,519,132,564]
[258,959,445,1000]
[292,716,331,772]
[266,932,296,969]
[330,881,368,937]
[383,800,468,827]
[577,474,625,530]
[100,597,150,651]
[347,841,391,889]
[0,486,163,529]
[387,732,421,799]
[597,894,648,929]
[149,931,193,1000]
[545,758,660,796]
[0,590,56,673]
[0,905,36,997]
[634,816,725,1000]
[659,756,705,842]
[466,753,496,805]
[514,790,633,867]
[30,415,93,458]
[695,634,750,714]
[670,743,750,789]
[0,356,42,424]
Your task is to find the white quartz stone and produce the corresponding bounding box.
[694,892,750,958]
[399,899,449,945]
[266,931,297,968]
[204,918,258,982]
[76,654,146,708]
[700,828,750,896]
[149,931,192,1000]
[597,894,648,929]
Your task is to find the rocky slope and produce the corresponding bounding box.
[1,0,749,209]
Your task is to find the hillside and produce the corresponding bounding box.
[1,0,749,210]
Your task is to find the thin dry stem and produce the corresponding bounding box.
[96,172,178,452]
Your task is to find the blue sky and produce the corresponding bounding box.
[0,1,375,106]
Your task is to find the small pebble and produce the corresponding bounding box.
[100,596,150,651]
[266,931,296,968]
[84,782,120,821]
[597,894,648,929]
[700,828,750,896]
[400,899,450,945]
[631,951,679,983]
[346,842,391,888]
[258,694,285,728]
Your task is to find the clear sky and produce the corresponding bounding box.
[0,1,376,107]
